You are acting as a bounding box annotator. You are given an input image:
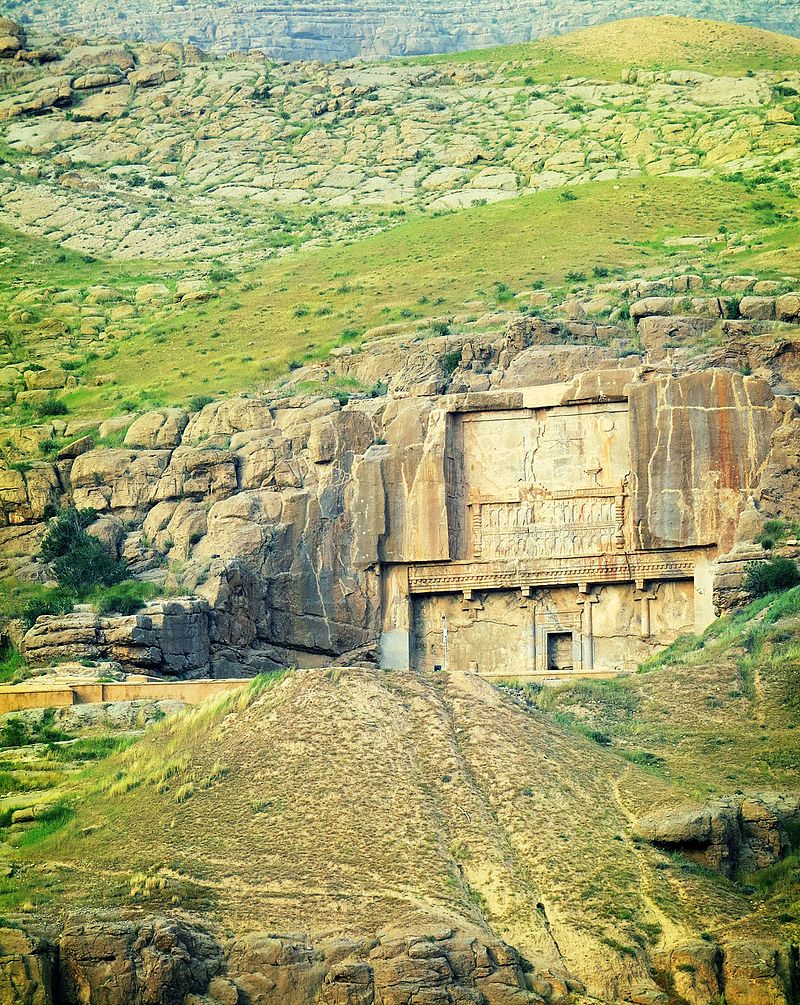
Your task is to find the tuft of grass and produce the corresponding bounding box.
[45,736,137,762]
[91,580,158,616]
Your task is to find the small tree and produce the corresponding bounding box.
[41,508,128,598]
[743,557,800,598]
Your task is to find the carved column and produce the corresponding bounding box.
[576,584,599,671]
[519,586,536,676]
[634,580,657,639]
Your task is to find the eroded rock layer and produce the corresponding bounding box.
[8,0,799,60]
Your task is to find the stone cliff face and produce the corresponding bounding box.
[8,0,799,59]
[4,296,800,679]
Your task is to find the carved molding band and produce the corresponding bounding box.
[407,546,711,595]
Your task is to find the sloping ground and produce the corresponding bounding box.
[522,587,800,941]
[3,648,796,1002]
[443,15,800,77]
[3,175,799,427]
[2,14,800,429]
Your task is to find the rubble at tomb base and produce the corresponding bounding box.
[2,304,800,679]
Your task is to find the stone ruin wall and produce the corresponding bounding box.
[2,314,800,680]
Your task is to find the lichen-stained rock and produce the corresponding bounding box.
[0,463,60,526]
[182,398,275,444]
[22,599,211,674]
[0,926,54,1005]
[59,916,222,1005]
[658,941,723,1005]
[359,396,450,563]
[721,941,798,1005]
[629,372,781,553]
[70,448,171,512]
[0,18,25,58]
[142,497,208,557]
[154,447,238,502]
[123,407,189,449]
[233,428,296,490]
[634,797,786,878]
[0,75,72,120]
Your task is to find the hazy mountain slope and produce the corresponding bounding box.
[5,0,799,60]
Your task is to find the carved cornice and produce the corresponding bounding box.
[407,547,712,594]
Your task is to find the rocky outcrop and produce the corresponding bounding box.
[656,939,800,1005]
[58,916,223,1004]
[22,598,211,674]
[7,348,799,677]
[5,916,562,1005]
[0,927,53,1005]
[634,796,788,877]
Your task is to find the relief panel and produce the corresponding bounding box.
[452,403,631,561]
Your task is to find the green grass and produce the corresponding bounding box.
[427,16,800,81]
[0,641,27,684]
[19,174,791,425]
[90,580,159,616]
[44,736,138,762]
[527,587,800,796]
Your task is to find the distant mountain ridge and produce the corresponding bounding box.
[6,0,799,59]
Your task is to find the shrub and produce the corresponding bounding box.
[0,708,70,748]
[34,397,68,418]
[208,268,235,283]
[744,557,800,598]
[430,320,450,336]
[93,580,157,616]
[187,394,213,412]
[0,641,26,683]
[493,282,514,304]
[41,509,96,562]
[22,589,75,629]
[442,350,462,377]
[40,508,127,598]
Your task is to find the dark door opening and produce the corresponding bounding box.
[547,632,573,671]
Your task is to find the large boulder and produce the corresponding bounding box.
[635,797,786,878]
[0,18,26,57]
[0,927,54,1005]
[59,916,222,1005]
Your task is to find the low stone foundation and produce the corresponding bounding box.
[0,677,247,716]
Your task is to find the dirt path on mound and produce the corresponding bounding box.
[612,770,692,952]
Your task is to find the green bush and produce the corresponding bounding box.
[33,397,68,417]
[40,508,127,598]
[744,557,800,598]
[0,708,70,748]
[0,641,26,683]
[21,589,75,629]
[187,394,213,412]
[93,580,157,616]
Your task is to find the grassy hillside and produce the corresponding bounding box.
[3,173,797,426]
[0,668,758,955]
[0,16,799,433]
[437,16,800,80]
